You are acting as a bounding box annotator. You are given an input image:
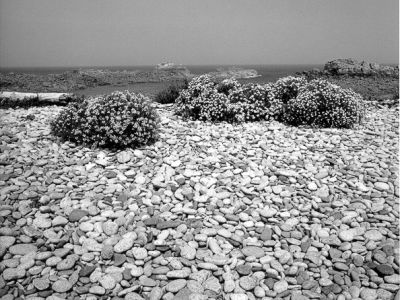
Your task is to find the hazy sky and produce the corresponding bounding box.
[0,0,398,67]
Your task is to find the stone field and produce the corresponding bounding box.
[0,104,399,300]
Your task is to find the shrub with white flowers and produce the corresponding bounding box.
[228,83,276,122]
[272,76,308,120]
[217,78,241,96]
[51,91,159,149]
[283,79,366,128]
[175,75,234,122]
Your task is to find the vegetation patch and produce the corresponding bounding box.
[51,91,159,149]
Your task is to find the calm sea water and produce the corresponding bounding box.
[0,65,322,96]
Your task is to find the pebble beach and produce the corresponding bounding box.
[0,103,399,300]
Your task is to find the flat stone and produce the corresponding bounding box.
[365,229,383,241]
[99,274,116,289]
[33,277,50,290]
[260,228,272,241]
[9,244,37,255]
[132,248,147,260]
[68,209,88,222]
[52,279,72,293]
[180,245,196,260]
[384,274,400,284]
[374,182,389,191]
[274,280,288,293]
[360,288,377,300]
[203,276,222,293]
[166,279,187,293]
[3,268,26,281]
[242,246,265,258]
[239,276,256,291]
[376,264,395,276]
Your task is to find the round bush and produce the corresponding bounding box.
[51,91,159,149]
[216,78,241,96]
[283,79,365,128]
[175,75,234,122]
[272,76,308,120]
[228,83,276,122]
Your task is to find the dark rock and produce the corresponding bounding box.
[79,265,96,277]
[68,209,88,222]
[376,264,395,276]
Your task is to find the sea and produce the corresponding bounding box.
[0,64,322,96]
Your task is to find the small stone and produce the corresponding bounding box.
[9,244,37,255]
[52,216,69,226]
[3,268,26,281]
[166,279,187,293]
[100,274,116,290]
[102,221,119,236]
[230,294,248,300]
[376,264,395,276]
[236,264,252,275]
[33,277,50,290]
[132,248,148,260]
[274,280,288,293]
[114,232,137,253]
[260,228,272,241]
[365,230,383,241]
[180,245,196,260]
[339,230,354,242]
[68,209,88,222]
[239,276,256,291]
[89,285,106,295]
[130,266,144,277]
[149,286,163,300]
[385,274,400,284]
[166,269,190,278]
[360,288,377,300]
[242,246,265,258]
[374,182,389,191]
[52,279,72,293]
[203,276,221,293]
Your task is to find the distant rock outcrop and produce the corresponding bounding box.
[155,62,192,78]
[208,67,260,79]
[296,58,399,103]
[299,58,398,78]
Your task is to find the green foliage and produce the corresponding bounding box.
[51,91,159,149]
[283,79,366,128]
[154,80,188,104]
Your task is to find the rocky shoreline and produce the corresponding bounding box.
[296,59,399,103]
[1,59,397,102]
[0,102,399,300]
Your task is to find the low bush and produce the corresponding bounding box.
[216,78,241,96]
[154,80,188,104]
[175,75,233,122]
[283,79,365,128]
[51,91,159,149]
[228,83,277,122]
[271,76,308,120]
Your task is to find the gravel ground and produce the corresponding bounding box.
[0,104,399,300]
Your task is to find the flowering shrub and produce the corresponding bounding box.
[217,78,241,96]
[175,75,234,122]
[51,91,159,149]
[271,76,308,120]
[228,83,276,122]
[283,79,365,128]
[154,80,188,104]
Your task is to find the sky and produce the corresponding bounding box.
[0,0,398,67]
